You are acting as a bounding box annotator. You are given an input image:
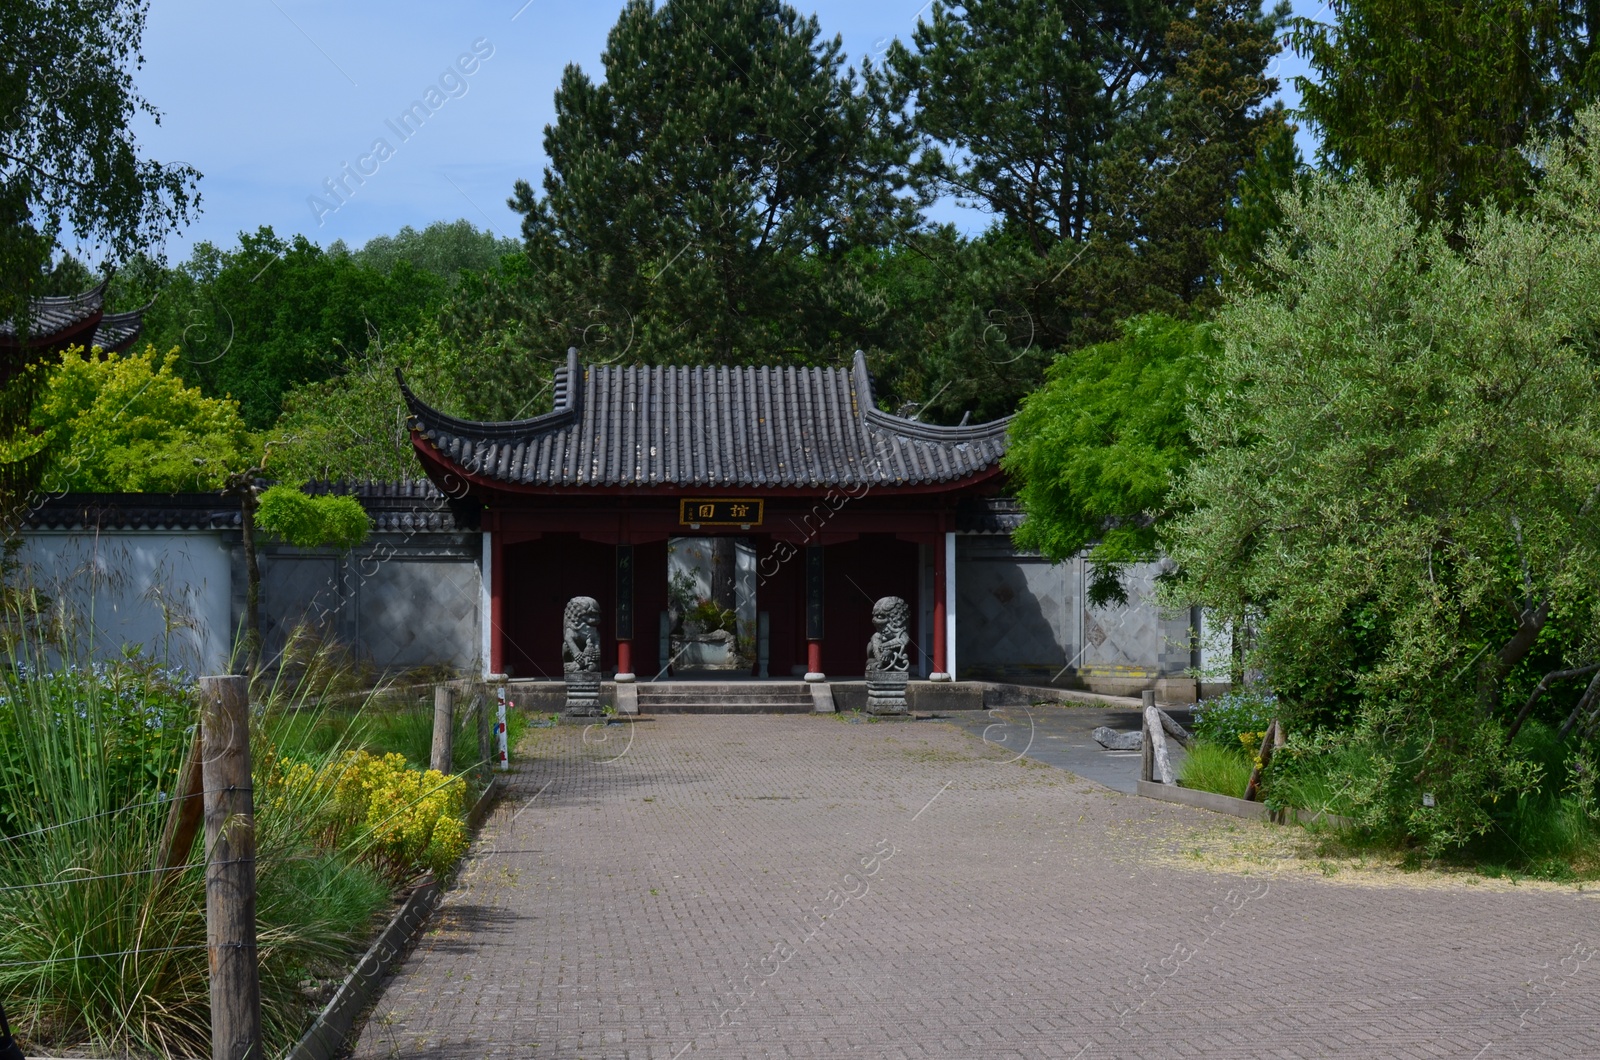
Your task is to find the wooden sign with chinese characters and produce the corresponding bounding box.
[615,544,634,640]
[678,499,764,527]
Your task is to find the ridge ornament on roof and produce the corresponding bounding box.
[399,350,1011,494]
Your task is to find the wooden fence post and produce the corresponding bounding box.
[482,675,505,779]
[430,685,454,774]
[495,687,510,772]
[200,675,262,1060]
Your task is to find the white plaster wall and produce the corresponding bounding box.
[16,531,234,675]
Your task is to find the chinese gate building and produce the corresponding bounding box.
[403,350,1010,684]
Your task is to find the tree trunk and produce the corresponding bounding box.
[1480,598,1552,711]
[1243,719,1281,802]
[1229,612,1245,688]
[1506,662,1600,742]
[1558,669,1600,741]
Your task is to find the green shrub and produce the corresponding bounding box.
[1266,722,1600,877]
[267,750,468,882]
[1191,687,1277,747]
[685,598,736,635]
[1264,729,1370,821]
[255,484,370,549]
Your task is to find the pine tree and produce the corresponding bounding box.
[883,1,1289,417]
[1292,0,1595,227]
[506,0,921,368]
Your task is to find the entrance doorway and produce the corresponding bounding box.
[666,537,757,676]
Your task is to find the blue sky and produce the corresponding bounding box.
[127,0,1326,263]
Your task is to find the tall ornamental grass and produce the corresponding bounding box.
[0,630,416,1057]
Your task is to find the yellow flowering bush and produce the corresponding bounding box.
[267,750,469,882]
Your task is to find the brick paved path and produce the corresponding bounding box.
[351,713,1600,1059]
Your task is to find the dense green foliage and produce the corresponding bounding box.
[0,0,199,330]
[254,484,371,550]
[1292,1,1600,226]
[503,0,920,380]
[0,0,199,517]
[1164,118,1600,851]
[31,345,255,492]
[335,219,518,280]
[1005,315,1213,597]
[269,344,432,484]
[882,1,1290,412]
[132,228,450,429]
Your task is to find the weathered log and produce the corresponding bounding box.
[1143,706,1175,784]
[1243,719,1283,802]
[430,685,454,774]
[156,726,204,875]
[1157,709,1193,748]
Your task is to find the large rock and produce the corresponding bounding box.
[1091,726,1142,751]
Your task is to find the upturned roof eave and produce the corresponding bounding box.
[409,428,1006,500]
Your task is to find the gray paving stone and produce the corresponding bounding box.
[350,714,1600,1059]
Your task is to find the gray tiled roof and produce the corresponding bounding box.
[956,497,1026,534]
[24,492,240,531]
[0,280,108,345]
[24,480,470,533]
[401,350,1010,491]
[91,306,150,353]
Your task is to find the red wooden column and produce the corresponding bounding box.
[615,543,635,680]
[804,544,825,680]
[488,516,504,677]
[931,520,951,680]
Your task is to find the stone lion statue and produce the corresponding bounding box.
[562,596,602,674]
[866,595,910,674]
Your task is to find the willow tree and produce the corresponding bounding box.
[1166,114,1600,850]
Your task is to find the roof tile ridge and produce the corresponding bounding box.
[756,364,778,487]
[717,363,735,485]
[818,362,846,485]
[862,402,1014,443]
